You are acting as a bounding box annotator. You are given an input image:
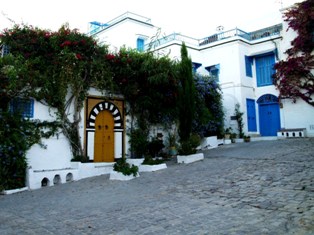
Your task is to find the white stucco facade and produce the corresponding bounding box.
[91,9,313,137]
[20,6,313,190]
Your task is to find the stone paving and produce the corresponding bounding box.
[0,138,314,235]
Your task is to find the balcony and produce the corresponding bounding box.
[146,24,283,49]
[145,33,199,50]
[198,24,282,46]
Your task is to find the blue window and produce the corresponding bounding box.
[137,38,144,52]
[1,44,10,57]
[205,64,220,81]
[10,98,34,118]
[255,53,275,87]
[192,62,202,73]
[245,56,253,77]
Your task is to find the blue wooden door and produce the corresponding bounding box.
[246,99,257,131]
[259,103,280,136]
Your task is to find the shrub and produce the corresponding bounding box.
[178,133,201,155]
[113,158,138,176]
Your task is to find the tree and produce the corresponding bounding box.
[273,0,314,106]
[177,42,196,141]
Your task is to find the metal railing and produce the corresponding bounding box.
[145,33,200,50]
[146,24,283,49]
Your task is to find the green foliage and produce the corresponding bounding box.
[113,158,138,176]
[0,24,113,158]
[107,47,178,126]
[234,103,244,138]
[147,138,165,158]
[71,155,89,163]
[178,42,196,142]
[142,156,164,165]
[178,133,201,155]
[193,74,224,137]
[0,112,59,191]
[128,128,149,158]
[273,0,314,106]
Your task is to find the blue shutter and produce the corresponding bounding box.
[246,99,257,131]
[205,64,220,81]
[192,62,202,73]
[245,56,253,77]
[256,54,275,87]
[137,38,144,52]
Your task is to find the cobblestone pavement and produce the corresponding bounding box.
[1,138,314,235]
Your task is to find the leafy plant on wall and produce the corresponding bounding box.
[193,74,224,138]
[0,112,59,190]
[105,47,179,157]
[0,24,113,160]
[273,0,314,106]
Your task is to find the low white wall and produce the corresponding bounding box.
[27,162,114,190]
[27,167,79,190]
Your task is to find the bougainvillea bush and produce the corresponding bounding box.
[0,24,113,159]
[273,0,314,106]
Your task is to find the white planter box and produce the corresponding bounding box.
[201,136,218,150]
[109,171,139,181]
[126,158,144,166]
[177,153,204,164]
[139,163,167,172]
[224,139,232,145]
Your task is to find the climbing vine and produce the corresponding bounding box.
[0,24,113,159]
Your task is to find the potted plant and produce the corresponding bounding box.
[243,135,251,142]
[224,127,232,139]
[110,158,139,180]
[166,132,178,156]
[230,133,237,143]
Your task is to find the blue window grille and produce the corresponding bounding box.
[9,98,34,118]
[255,53,275,87]
[137,38,144,52]
[245,56,253,77]
[205,64,220,81]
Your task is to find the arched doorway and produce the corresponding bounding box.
[257,94,280,136]
[87,101,123,162]
[94,110,114,162]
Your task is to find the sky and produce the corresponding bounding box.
[1,0,302,39]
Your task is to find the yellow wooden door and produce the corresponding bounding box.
[94,110,114,162]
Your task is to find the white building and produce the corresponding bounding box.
[90,10,314,139]
[3,7,313,191]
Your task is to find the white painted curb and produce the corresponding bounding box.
[177,153,204,164]
[139,163,167,172]
[109,171,139,181]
